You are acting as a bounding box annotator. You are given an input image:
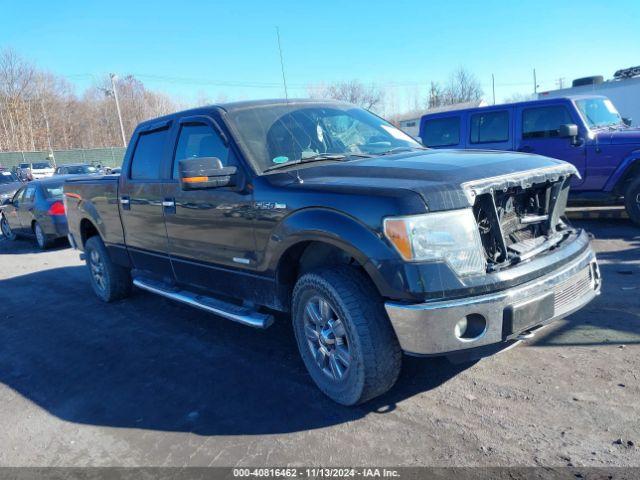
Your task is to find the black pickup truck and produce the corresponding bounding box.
[64,99,601,405]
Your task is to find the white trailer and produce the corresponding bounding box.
[539,69,640,126]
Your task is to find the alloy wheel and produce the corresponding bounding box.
[35,223,45,248]
[89,249,106,292]
[1,216,11,238]
[303,296,351,382]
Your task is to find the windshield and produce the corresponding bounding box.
[576,98,622,129]
[226,104,421,172]
[32,162,52,169]
[0,171,19,183]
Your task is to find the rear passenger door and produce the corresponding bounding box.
[119,122,174,281]
[420,115,462,148]
[17,184,37,233]
[468,109,513,151]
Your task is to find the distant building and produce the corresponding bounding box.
[396,100,488,137]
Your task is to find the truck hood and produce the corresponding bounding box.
[594,128,640,146]
[273,149,578,211]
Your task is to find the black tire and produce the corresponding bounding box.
[85,235,132,302]
[33,222,49,250]
[0,214,16,240]
[624,177,640,226]
[292,266,402,405]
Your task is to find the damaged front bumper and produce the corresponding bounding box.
[385,244,601,356]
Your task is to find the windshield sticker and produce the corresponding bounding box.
[604,99,618,114]
[380,124,415,142]
[272,156,289,164]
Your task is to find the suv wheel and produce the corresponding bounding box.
[624,177,640,226]
[84,235,132,302]
[0,214,16,240]
[292,266,402,405]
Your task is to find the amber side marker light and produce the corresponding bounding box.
[383,218,413,261]
[182,176,209,183]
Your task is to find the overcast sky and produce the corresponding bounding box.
[3,0,640,113]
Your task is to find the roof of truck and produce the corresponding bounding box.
[135,98,352,130]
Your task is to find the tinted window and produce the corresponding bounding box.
[470,111,509,143]
[0,171,18,183]
[130,128,169,180]
[422,117,460,147]
[522,106,573,139]
[173,124,230,179]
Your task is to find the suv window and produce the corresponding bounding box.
[522,106,573,139]
[422,117,460,147]
[130,127,169,180]
[172,123,230,179]
[470,111,509,143]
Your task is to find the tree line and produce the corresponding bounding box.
[0,47,486,153]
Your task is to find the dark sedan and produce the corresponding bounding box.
[54,163,99,175]
[0,170,23,205]
[0,176,68,249]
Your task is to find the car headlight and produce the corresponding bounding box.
[383,208,486,276]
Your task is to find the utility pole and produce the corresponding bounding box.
[556,77,566,89]
[491,74,496,105]
[110,73,127,147]
[533,68,538,95]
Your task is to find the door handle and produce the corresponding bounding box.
[162,198,176,214]
[120,196,131,210]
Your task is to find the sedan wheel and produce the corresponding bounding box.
[34,222,48,249]
[0,215,16,240]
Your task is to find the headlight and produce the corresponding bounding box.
[383,209,486,276]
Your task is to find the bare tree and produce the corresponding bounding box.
[307,80,385,112]
[443,67,483,105]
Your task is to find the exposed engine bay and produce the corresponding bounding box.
[472,178,574,271]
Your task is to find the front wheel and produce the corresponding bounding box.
[84,235,132,302]
[292,266,402,405]
[0,214,16,240]
[625,177,640,226]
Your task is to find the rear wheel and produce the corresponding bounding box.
[292,266,402,405]
[624,177,640,226]
[34,222,49,250]
[84,235,132,302]
[0,214,16,240]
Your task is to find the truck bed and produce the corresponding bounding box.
[63,175,125,249]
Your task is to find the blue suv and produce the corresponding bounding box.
[420,95,640,225]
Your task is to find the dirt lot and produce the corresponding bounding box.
[0,219,638,467]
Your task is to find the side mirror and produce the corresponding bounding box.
[622,117,632,127]
[559,124,578,138]
[559,123,581,146]
[1,198,11,206]
[179,156,237,190]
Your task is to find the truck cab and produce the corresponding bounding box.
[420,96,640,224]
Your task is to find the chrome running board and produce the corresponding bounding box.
[133,278,274,329]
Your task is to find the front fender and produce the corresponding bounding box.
[604,150,640,192]
[262,208,403,297]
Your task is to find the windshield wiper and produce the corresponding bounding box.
[376,146,427,156]
[263,153,348,172]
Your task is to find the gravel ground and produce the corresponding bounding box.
[0,219,638,467]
